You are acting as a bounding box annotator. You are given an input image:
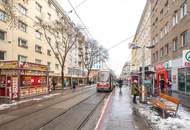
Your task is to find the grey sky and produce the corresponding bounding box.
[57,0,146,75]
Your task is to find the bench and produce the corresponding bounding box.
[150,93,181,118]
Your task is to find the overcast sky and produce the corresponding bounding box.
[57,0,147,75]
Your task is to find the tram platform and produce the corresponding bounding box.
[96,86,148,130]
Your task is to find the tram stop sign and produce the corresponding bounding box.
[183,50,190,67]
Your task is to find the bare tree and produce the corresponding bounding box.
[80,40,109,84]
[37,17,80,89]
[1,0,29,27]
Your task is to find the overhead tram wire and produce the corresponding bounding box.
[67,0,93,38]
[68,0,89,13]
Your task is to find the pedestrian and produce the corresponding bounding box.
[131,80,139,104]
[52,79,56,90]
[160,78,165,93]
[72,80,77,89]
[167,80,172,96]
[118,79,123,89]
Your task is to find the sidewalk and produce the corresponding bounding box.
[0,85,95,113]
[98,86,148,130]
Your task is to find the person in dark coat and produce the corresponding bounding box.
[118,79,123,88]
[160,78,165,93]
[131,80,139,104]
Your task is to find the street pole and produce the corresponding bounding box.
[141,46,146,103]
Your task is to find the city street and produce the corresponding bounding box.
[1,0,190,130]
[0,85,150,130]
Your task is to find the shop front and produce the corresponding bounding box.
[154,62,172,94]
[0,61,50,101]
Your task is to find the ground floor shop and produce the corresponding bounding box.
[0,61,50,101]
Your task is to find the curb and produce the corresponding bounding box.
[132,105,154,130]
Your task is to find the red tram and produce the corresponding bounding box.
[96,70,115,92]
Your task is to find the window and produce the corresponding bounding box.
[35,16,42,24]
[180,1,187,19]
[35,30,42,39]
[47,62,51,70]
[160,28,164,38]
[35,59,42,64]
[18,4,27,15]
[0,10,6,21]
[160,47,164,57]
[36,2,42,12]
[55,64,59,70]
[18,55,27,62]
[181,31,188,47]
[165,44,169,55]
[173,37,178,51]
[18,38,28,48]
[153,53,155,62]
[35,45,42,53]
[156,51,158,60]
[47,49,51,56]
[0,30,6,40]
[55,53,59,58]
[164,23,169,34]
[18,21,27,32]
[47,13,51,20]
[160,9,163,19]
[172,11,178,26]
[0,51,5,60]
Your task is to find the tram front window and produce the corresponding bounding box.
[98,71,109,82]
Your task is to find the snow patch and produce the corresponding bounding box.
[135,102,190,130]
[0,93,61,111]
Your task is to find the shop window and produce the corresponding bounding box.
[0,10,6,21]
[186,68,190,92]
[0,30,6,40]
[18,55,27,62]
[18,38,28,48]
[18,21,27,32]
[178,68,185,92]
[0,51,5,60]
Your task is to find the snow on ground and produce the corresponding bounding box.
[134,101,190,130]
[0,93,61,111]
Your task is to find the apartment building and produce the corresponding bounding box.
[151,0,190,96]
[0,0,86,87]
[131,0,152,75]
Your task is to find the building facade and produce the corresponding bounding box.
[0,0,87,88]
[151,0,190,96]
[131,0,152,77]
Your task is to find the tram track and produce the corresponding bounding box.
[37,92,108,130]
[77,94,107,130]
[0,86,95,129]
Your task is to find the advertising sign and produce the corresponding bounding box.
[21,62,48,71]
[0,61,18,69]
[183,50,190,67]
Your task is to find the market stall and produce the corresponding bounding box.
[0,61,50,100]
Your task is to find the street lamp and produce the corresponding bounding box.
[131,44,155,103]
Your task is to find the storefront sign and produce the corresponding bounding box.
[183,50,190,67]
[0,61,18,69]
[154,64,165,71]
[21,62,48,71]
